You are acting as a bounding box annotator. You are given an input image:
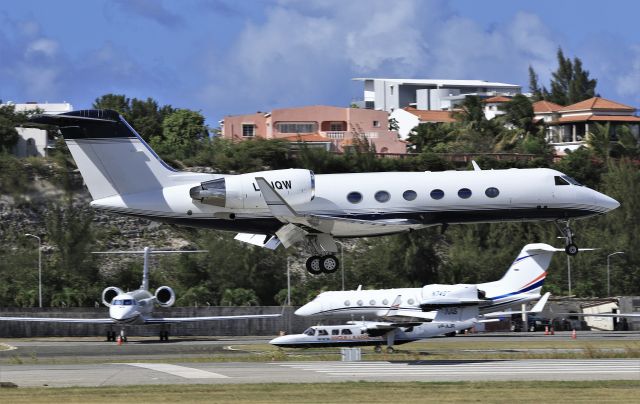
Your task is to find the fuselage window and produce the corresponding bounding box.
[318,329,328,336]
[342,329,353,335]
[357,300,363,306]
[369,299,376,305]
[485,187,500,198]
[374,190,390,203]
[344,300,351,306]
[458,188,472,199]
[331,329,339,335]
[554,176,570,186]
[402,190,417,201]
[382,299,389,305]
[347,192,363,204]
[408,298,415,305]
[430,189,444,200]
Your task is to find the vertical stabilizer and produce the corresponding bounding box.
[29,110,177,200]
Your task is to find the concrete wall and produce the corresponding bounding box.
[0,307,325,338]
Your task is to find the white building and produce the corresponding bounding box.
[353,78,521,112]
[1,102,74,157]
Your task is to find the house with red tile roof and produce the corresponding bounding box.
[390,107,457,138]
[221,105,406,154]
[533,97,640,153]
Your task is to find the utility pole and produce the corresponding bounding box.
[25,234,42,308]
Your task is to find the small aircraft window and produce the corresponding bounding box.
[112,299,122,305]
[123,299,134,305]
[554,176,570,186]
[382,299,389,305]
[344,300,351,306]
[458,188,472,199]
[485,187,500,198]
[430,189,444,200]
[332,329,339,335]
[357,300,364,306]
[369,299,376,305]
[318,329,328,336]
[374,190,390,203]
[562,175,583,186]
[347,191,362,204]
[303,328,315,336]
[341,329,353,335]
[402,190,417,201]
[408,298,415,305]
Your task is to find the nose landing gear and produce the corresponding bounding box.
[556,220,579,256]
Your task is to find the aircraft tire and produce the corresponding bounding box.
[321,255,339,273]
[374,345,382,353]
[565,243,579,256]
[306,256,323,275]
[386,346,395,354]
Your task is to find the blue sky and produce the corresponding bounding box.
[2,0,640,127]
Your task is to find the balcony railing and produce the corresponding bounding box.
[325,131,345,139]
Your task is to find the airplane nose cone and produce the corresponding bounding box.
[295,300,322,316]
[596,192,620,212]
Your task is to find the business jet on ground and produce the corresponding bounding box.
[271,243,556,352]
[0,247,280,342]
[30,110,619,274]
[270,296,549,353]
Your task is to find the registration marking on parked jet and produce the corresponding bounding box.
[118,363,229,379]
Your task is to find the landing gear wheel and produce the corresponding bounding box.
[321,255,339,274]
[107,331,116,342]
[374,345,382,354]
[159,330,169,342]
[386,346,395,354]
[565,243,579,256]
[306,256,322,275]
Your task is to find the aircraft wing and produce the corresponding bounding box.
[142,313,281,324]
[0,316,114,324]
[255,177,423,236]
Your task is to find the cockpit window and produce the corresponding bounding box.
[123,299,134,305]
[112,299,122,305]
[554,176,570,186]
[304,328,315,336]
[562,175,583,186]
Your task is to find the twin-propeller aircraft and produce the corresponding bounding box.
[31,110,619,274]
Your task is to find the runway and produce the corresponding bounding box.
[0,332,638,387]
[1,359,638,387]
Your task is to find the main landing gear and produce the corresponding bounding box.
[107,328,128,343]
[305,255,339,275]
[556,220,579,256]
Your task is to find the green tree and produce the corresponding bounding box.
[528,65,544,102]
[150,109,208,161]
[92,94,130,115]
[541,48,597,106]
[0,104,29,153]
[220,288,260,306]
[586,122,612,161]
[501,94,536,134]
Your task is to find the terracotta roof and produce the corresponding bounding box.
[404,107,456,123]
[560,97,636,112]
[557,114,640,123]
[484,96,511,103]
[533,100,563,113]
[280,134,332,142]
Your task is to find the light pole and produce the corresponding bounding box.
[336,241,345,291]
[606,251,624,297]
[286,257,293,306]
[25,233,42,308]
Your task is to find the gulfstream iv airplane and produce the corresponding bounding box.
[31,110,619,274]
[0,248,280,342]
[272,243,555,352]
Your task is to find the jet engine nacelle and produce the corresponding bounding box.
[190,169,315,209]
[155,286,176,307]
[102,286,124,307]
[419,284,485,310]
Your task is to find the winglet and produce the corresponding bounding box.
[529,292,551,313]
[255,177,298,218]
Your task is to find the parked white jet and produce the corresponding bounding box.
[270,296,549,353]
[0,247,280,342]
[294,243,557,320]
[30,110,619,274]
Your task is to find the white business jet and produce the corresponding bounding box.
[270,297,549,353]
[294,243,556,320]
[0,247,280,342]
[30,110,619,274]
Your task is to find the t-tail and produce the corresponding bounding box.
[29,110,209,204]
[479,243,559,310]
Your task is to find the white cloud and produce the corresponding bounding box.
[26,38,59,58]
